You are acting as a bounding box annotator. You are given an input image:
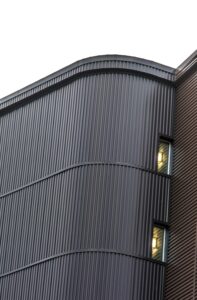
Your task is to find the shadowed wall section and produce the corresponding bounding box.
[165,58,197,300]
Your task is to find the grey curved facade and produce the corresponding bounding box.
[0,55,175,299]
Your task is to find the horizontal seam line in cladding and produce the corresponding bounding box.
[78,59,174,74]
[0,161,171,198]
[0,58,174,105]
[0,67,175,110]
[0,248,166,278]
[0,69,175,115]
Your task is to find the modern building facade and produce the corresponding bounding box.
[0,52,196,299]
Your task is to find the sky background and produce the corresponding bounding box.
[0,0,196,99]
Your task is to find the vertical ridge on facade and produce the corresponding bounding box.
[165,61,197,300]
[2,53,197,299]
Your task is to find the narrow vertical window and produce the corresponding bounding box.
[157,139,172,174]
[152,225,167,262]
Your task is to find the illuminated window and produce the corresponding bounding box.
[152,225,167,262]
[157,139,171,174]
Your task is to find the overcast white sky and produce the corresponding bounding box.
[0,0,196,99]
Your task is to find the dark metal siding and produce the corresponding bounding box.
[0,165,170,275]
[165,69,197,299]
[1,74,174,195]
[0,253,165,300]
[0,55,175,111]
[0,56,174,299]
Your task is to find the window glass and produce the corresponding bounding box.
[157,140,171,174]
[152,226,166,261]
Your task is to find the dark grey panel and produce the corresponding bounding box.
[0,54,175,109]
[0,164,170,275]
[0,252,165,300]
[1,73,174,195]
[0,55,174,300]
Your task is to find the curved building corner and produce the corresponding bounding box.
[0,54,178,299]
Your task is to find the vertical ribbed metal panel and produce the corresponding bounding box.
[0,74,174,195]
[0,56,174,299]
[0,166,170,275]
[165,69,197,299]
[0,253,165,300]
[0,55,175,111]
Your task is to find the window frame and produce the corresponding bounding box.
[157,136,172,175]
[151,222,168,262]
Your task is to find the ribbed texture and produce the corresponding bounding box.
[0,58,174,299]
[0,165,170,275]
[0,73,174,195]
[0,252,165,300]
[165,70,197,299]
[0,55,175,110]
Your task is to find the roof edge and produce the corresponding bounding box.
[0,54,175,106]
[176,50,197,82]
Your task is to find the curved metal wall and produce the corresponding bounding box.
[0,56,175,299]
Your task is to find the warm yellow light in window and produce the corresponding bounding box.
[152,237,158,249]
[158,151,164,163]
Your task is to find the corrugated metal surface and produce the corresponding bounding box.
[0,56,174,299]
[165,69,197,299]
[0,165,170,275]
[0,55,175,111]
[0,73,174,195]
[0,252,165,300]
